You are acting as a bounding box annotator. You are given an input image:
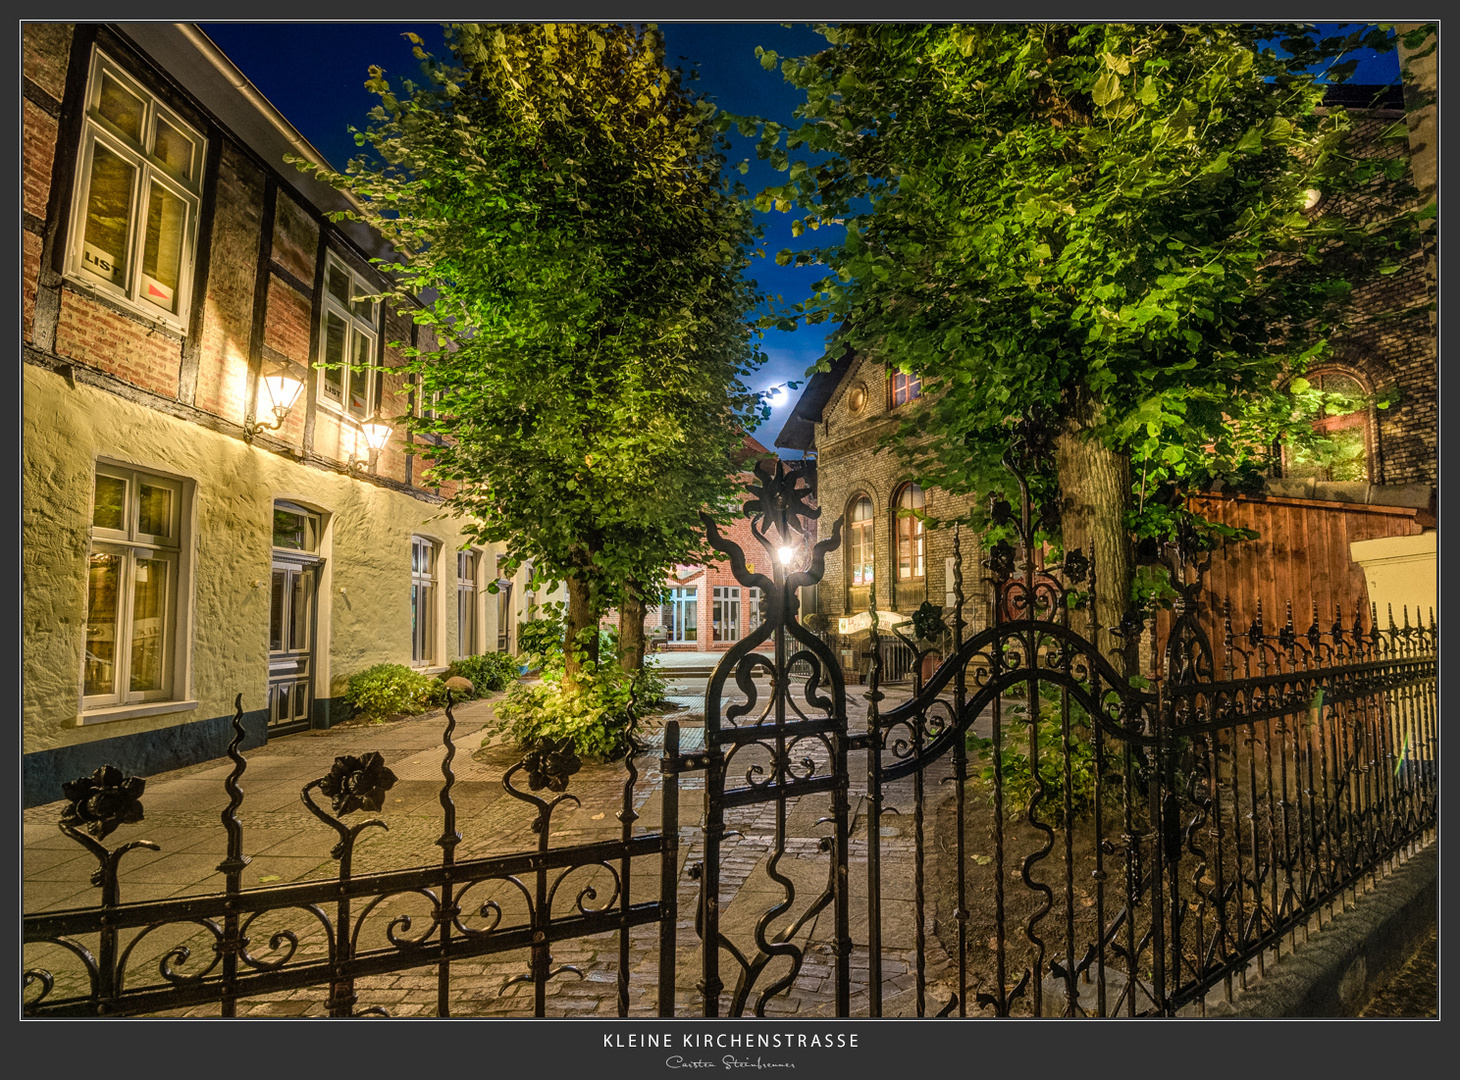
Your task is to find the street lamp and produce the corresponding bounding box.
[243,369,305,442]
[346,416,393,475]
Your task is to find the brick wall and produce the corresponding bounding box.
[194,143,266,423]
[54,295,185,398]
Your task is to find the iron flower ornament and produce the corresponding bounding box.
[743,458,818,544]
[61,765,146,840]
[522,736,581,793]
[318,752,398,815]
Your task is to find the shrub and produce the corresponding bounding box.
[517,613,566,668]
[442,652,521,695]
[965,686,1118,819]
[345,663,445,723]
[488,662,667,762]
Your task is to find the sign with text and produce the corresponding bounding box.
[837,610,910,636]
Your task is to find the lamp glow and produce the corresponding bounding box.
[259,374,305,417]
[778,546,794,566]
[360,418,393,452]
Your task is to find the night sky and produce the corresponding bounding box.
[196,22,1401,456]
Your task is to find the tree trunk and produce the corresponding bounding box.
[563,573,600,688]
[1053,396,1138,679]
[619,580,647,674]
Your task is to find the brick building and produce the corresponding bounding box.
[640,435,783,655]
[775,82,1437,674]
[21,23,554,806]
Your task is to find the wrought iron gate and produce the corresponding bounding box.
[24,454,1436,1018]
[691,453,1436,1018]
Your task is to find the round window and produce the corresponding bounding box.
[848,384,868,414]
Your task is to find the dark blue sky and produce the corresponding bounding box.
[197,22,1401,454]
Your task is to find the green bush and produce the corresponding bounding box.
[517,613,566,668]
[488,662,666,762]
[965,686,1117,819]
[443,652,521,695]
[345,663,445,722]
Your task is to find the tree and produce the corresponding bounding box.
[748,23,1425,672]
[300,23,766,685]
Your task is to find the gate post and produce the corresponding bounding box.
[658,720,680,1016]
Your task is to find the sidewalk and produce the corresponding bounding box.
[23,682,955,1018]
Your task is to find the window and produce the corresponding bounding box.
[1284,370,1371,482]
[746,587,765,633]
[272,502,320,553]
[713,586,741,643]
[318,254,381,421]
[894,483,927,581]
[411,536,438,667]
[83,464,188,710]
[848,496,875,587]
[457,550,478,659]
[66,49,205,328]
[666,587,698,644]
[495,555,514,653]
[890,370,922,408]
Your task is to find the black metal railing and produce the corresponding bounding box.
[23,694,684,1018]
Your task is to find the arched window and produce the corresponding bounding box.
[847,495,875,589]
[1285,370,1372,482]
[893,482,926,586]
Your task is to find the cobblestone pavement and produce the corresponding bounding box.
[1356,927,1439,1018]
[23,680,967,1019]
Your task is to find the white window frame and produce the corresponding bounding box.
[747,587,764,633]
[317,252,381,422]
[713,585,741,643]
[456,549,481,659]
[81,462,193,718]
[411,536,439,668]
[667,586,698,644]
[65,48,205,331]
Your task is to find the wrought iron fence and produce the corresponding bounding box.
[23,694,688,1018]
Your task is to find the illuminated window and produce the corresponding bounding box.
[666,587,698,644]
[83,464,189,710]
[318,254,381,422]
[1284,370,1371,482]
[746,587,764,633]
[893,483,926,581]
[890,370,922,407]
[66,49,204,328]
[457,550,479,659]
[848,496,874,587]
[713,586,741,643]
[411,536,438,667]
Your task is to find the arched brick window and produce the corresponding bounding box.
[1284,369,1372,482]
[892,482,926,608]
[846,494,875,611]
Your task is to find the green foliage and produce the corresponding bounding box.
[965,685,1117,819]
[518,612,567,668]
[442,652,521,695]
[489,663,665,762]
[745,23,1425,583]
[297,23,769,678]
[345,663,446,722]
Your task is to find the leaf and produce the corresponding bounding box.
[1092,69,1124,107]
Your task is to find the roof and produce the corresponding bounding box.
[772,340,856,452]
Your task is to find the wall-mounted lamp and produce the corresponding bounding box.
[243,371,305,442]
[346,416,393,475]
